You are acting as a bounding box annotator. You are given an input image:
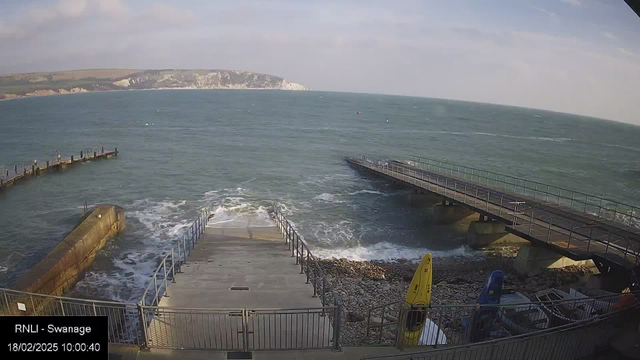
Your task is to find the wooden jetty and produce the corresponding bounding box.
[0,147,118,190]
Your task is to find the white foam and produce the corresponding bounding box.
[472,132,573,142]
[347,190,388,196]
[207,204,274,228]
[313,193,344,203]
[313,242,476,261]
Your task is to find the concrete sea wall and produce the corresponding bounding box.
[13,205,125,297]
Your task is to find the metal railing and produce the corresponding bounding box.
[364,291,639,349]
[352,156,640,266]
[272,205,342,350]
[140,206,212,307]
[143,306,339,350]
[363,294,640,360]
[408,155,640,229]
[272,206,340,307]
[0,287,142,345]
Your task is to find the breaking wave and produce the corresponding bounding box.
[313,242,476,261]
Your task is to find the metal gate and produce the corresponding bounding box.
[141,306,339,351]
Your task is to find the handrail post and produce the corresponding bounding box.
[499,196,503,216]
[486,192,490,211]
[291,228,296,257]
[183,235,188,263]
[295,233,299,263]
[153,276,158,306]
[300,246,305,274]
[333,301,342,351]
[547,217,553,242]
[306,253,310,284]
[171,249,176,282]
[464,185,467,203]
[567,223,574,248]
[529,211,534,234]
[163,258,169,297]
[312,268,318,298]
[176,239,182,271]
[322,276,327,306]
[137,303,149,349]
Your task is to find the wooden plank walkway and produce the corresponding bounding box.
[0,148,118,190]
[346,156,640,270]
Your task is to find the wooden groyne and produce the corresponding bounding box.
[0,147,118,190]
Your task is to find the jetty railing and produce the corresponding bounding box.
[140,206,212,307]
[408,155,640,229]
[364,291,639,349]
[272,205,342,350]
[353,155,640,266]
[363,296,640,360]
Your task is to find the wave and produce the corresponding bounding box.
[471,132,573,142]
[347,190,388,196]
[312,242,476,261]
[313,193,344,203]
[73,188,276,301]
[598,143,640,152]
[397,130,573,142]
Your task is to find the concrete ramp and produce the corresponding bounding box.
[147,216,333,350]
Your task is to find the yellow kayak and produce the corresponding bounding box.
[404,253,433,346]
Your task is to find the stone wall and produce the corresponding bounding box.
[13,205,125,297]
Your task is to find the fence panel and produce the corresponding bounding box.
[0,288,142,345]
[142,306,246,350]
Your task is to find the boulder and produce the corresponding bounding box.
[347,312,366,322]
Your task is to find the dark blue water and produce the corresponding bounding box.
[1,90,639,301]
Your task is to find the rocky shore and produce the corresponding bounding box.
[319,248,595,346]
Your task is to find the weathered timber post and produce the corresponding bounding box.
[70,155,74,164]
[80,151,83,159]
[115,147,118,156]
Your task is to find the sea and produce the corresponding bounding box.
[0,89,639,302]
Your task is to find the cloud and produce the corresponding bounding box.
[561,0,582,6]
[56,0,88,18]
[602,31,616,40]
[144,3,196,27]
[530,6,558,18]
[96,0,129,19]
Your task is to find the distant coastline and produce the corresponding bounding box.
[0,86,311,102]
[0,68,307,101]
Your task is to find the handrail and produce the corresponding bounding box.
[140,206,213,307]
[364,296,640,358]
[350,155,640,265]
[271,204,342,350]
[408,155,640,229]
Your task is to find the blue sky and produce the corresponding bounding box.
[1,0,640,124]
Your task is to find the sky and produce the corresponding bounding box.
[1,0,640,124]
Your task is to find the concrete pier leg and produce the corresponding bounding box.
[513,245,596,275]
[433,202,478,225]
[465,221,530,248]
